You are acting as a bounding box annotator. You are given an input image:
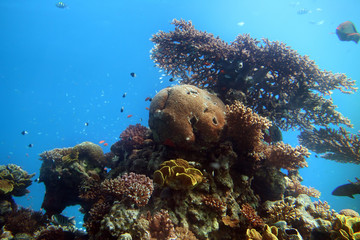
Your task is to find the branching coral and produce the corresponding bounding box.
[4,208,48,235]
[263,142,309,171]
[241,203,265,230]
[202,195,227,213]
[148,209,177,240]
[0,164,34,197]
[299,127,360,164]
[101,172,153,207]
[266,201,300,224]
[120,124,150,150]
[151,19,356,131]
[225,100,272,154]
[285,176,321,198]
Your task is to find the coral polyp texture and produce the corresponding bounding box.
[101,172,154,207]
[151,19,356,132]
[149,84,226,149]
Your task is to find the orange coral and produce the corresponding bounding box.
[202,195,227,213]
[263,142,309,171]
[241,203,265,230]
[285,176,321,198]
[225,100,271,153]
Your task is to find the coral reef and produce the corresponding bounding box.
[149,84,226,149]
[153,159,204,190]
[6,19,359,240]
[151,19,356,131]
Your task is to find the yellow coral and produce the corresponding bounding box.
[0,179,14,194]
[246,225,278,240]
[153,159,203,190]
[331,214,360,240]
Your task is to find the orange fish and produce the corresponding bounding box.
[127,114,133,118]
[99,140,105,144]
[145,97,151,101]
[103,143,108,146]
[204,62,211,66]
[145,107,149,110]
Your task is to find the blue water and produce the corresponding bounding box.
[1,0,359,224]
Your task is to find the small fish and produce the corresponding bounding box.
[84,122,89,126]
[122,93,127,98]
[130,72,136,77]
[145,107,150,110]
[99,140,105,144]
[145,97,151,101]
[55,1,67,8]
[28,144,34,148]
[34,178,40,182]
[21,130,28,135]
[297,8,311,15]
[103,143,108,146]
[51,214,76,227]
[121,106,124,112]
[204,62,211,66]
[127,114,133,118]
[148,97,152,102]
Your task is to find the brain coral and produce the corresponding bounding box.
[149,84,226,149]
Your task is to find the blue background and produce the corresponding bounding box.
[1,0,359,226]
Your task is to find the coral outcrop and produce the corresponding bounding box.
[39,141,106,215]
[149,84,226,149]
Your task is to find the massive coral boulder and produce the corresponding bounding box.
[149,84,226,149]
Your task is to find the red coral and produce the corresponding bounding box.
[149,209,177,240]
[202,195,226,213]
[120,124,149,150]
[5,208,48,235]
[101,172,154,207]
[241,203,264,230]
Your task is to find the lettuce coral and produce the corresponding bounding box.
[153,159,203,190]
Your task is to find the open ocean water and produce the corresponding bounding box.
[1,0,359,229]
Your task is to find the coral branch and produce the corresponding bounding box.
[299,127,360,164]
[151,19,356,131]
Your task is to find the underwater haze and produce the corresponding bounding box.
[1,0,360,232]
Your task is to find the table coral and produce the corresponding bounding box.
[299,127,360,164]
[149,84,226,149]
[151,19,356,131]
